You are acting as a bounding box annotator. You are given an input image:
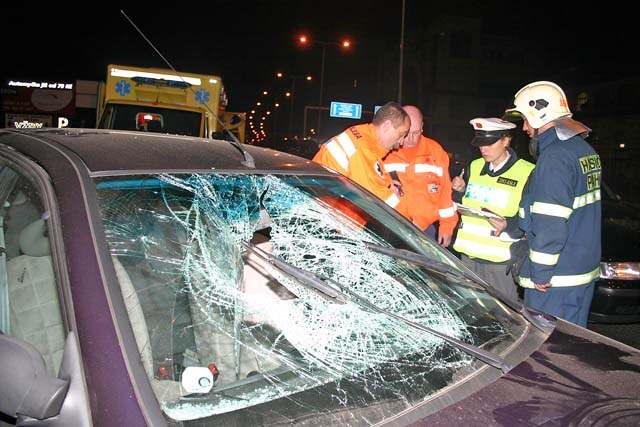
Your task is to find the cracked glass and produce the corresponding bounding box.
[95,173,527,425]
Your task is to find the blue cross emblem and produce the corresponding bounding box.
[195,89,210,104]
[115,80,131,96]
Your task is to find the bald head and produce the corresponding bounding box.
[402,105,424,148]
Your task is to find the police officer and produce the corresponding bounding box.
[313,102,410,209]
[452,118,534,302]
[506,81,601,327]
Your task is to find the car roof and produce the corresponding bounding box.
[0,128,325,175]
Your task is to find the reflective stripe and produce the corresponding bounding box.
[519,207,525,219]
[498,232,520,242]
[439,206,456,218]
[573,189,601,209]
[336,132,357,157]
[325,139,349,171]
[415,164,443,176]
[519,267,600,288]
[530,202,572,219]
[454,239,511,260]
[529,249,559,266]
[384,163,408,173]
[385,193,400,207]
[461,222,494,237]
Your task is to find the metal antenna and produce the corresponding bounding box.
[119,10,255,168]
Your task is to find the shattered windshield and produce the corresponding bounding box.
[95,173,526,425]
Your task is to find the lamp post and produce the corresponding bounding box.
[276,71,313,139]
[398,0,406,103]
[297,35,351,140]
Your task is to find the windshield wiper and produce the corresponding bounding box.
[364,242,486,289]
[364,242,554,333]
[241,242,348,304]
[242,241,512,374]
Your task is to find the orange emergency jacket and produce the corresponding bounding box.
[384,136,458,234]
[313,124,402,210]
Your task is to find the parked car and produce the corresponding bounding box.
[1,128,640,426]
[590,182,640,323]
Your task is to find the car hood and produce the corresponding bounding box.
[412,320,640,426]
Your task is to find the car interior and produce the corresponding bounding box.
[105,194,288,404]
[1,174,65,379]
[0,168,285,406]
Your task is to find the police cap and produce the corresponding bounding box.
[469,117,516,146]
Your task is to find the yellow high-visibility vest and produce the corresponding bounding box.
[453,157,534,262]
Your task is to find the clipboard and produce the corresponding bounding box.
[454,202,505,221]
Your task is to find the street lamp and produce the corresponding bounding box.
[297,34,352,139]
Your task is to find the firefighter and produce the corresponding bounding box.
[384,105,458,246]
[452,118,535,302]
[312,102,410,209]
[506,81,601,327]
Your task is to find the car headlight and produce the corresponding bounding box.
[600,262,640,280]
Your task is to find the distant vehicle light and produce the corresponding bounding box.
[600,262,640,280]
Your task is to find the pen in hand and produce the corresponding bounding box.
[452,168,465,192]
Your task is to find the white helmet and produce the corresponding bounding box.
[505,81,572,129]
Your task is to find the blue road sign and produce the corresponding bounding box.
[330,101,362,119]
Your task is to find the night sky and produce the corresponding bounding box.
[2,1,638,112]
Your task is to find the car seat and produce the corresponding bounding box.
[112,255,183,402]
[186,240,286,386]
[6,217,64,377]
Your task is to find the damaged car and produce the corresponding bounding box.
[0,128,639,426]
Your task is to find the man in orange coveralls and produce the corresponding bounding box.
[384,105,458,246]
[313,101,410,210]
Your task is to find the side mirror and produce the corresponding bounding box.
[0,334,69,420]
